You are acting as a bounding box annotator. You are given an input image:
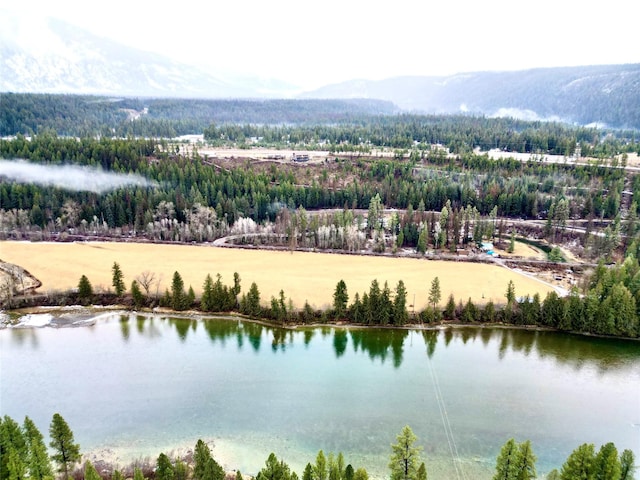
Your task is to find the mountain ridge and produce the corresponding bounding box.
[300,64,640,129]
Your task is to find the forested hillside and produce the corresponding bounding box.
[303,64,640,129]
[0,94,397,137]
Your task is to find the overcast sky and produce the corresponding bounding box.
[3,0,639,89]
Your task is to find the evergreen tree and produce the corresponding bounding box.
[131,280,145,308]
[236,471,244,480]
[593,442,620,480]
[333,280,349,320]
[187,286,196,308]
[352,469,368,480]
[112,262,125,297]
[112,470,124,480]
[23,416,53,480]
[619,449,635,480]
[389,426,423,480]
[77,275,93,301]
[204,457,225,480]
[174,460,188,480]
[303,463,313,480]
[0,416,28,480]
[493,439,521,480]
[133,467,145,480]
[245,282,261,316]
[193,439,212,480]
[171,271,187,311]
[257,453,292,480]
[428,277,441,312]
[156,453,175,480]
[515,440,536,480]
[201,274,215,312]
[416,229,427,254]
[393,280,408,325]
[560,443,595,480]
[416,463,427,480]
[344,465,354,480]
[444,294,456,320]
[49,413,81,480]
[314,450,328,480]
[84,461,101,480]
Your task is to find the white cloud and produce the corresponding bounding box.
[0,160,157,193]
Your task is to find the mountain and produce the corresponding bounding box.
[302,65,640,129]
[0,11,297,98]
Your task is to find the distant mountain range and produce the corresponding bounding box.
[0,11,297,99]
[301,65,640,129]
[1,10,639,129]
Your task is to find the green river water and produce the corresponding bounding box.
[1,314,638,479]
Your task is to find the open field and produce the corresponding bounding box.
[0,241,556,310]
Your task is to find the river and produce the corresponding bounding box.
[1,314,639,479]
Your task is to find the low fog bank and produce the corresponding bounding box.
[0,159,158,193]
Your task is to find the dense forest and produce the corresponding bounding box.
[0,414,635,480]
[1,94,639,158]
[0,133,634,256]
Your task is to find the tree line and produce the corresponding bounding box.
[65,260,640,339]
[1,416,634,480]
[3,93,639,158]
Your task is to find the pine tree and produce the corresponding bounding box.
[389,425,423,480]
[193,440,212,480]
[1,415,28,480]
[112,262,125,297]
[302,463,313,480]
[174,460,188,480]
[77,275,93,301]
[133,467,145,480]
[314,450,328,480]
[131,280,145,308]
[560,443,595,480]
[201,274,215,312]
[23,416,53,480]
[84,461,101,480]
[245,282,261,316]
[171,271,186,311]
[353,469,368,480]
[428,277,441,312]
[156,453,175,480]
[333,280,349,320]
[49,413,81,480]
[344,465,354,480]
[619,449,635,480]
[444,294,456,320]
[393,280,408,325]
[187,286,196,309]
[416,229,427,254]
[493,438,521,480]
[593,442,620,480]
[515,440,536,480]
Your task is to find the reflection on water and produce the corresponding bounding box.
[3,314,638,480]
[104,315,640,373]
[8,315,639,373]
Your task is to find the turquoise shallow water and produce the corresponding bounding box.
[1,315,639,479]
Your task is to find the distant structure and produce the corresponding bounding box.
[292,153,310,162]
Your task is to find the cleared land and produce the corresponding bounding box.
[0,241,555,310]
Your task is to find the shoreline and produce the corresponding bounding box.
[2,305,638,343]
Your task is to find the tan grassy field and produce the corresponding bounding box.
[495,240,547,260]
[0,241,555,309]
